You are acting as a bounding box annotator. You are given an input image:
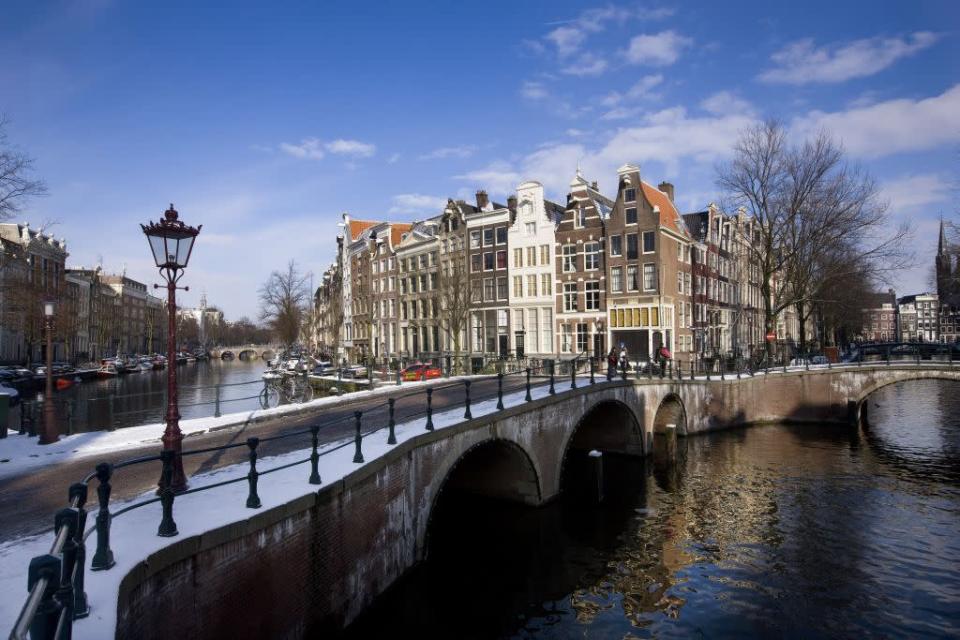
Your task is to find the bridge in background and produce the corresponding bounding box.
[208,345,278,360]
[10,361,960,640]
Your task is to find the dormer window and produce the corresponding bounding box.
[625,188,637,203]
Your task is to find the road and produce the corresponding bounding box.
[0,374,551,543]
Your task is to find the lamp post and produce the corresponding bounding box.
[142,204,201,492]
[39,298,58,445]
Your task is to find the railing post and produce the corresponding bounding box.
[463,380,472,420]
[245,437,262,508]
[570,363,577,390]
[353,411,364,463]
[590,357,595,385]
[386,398,397,444]
[525,368,532,402]
[620,360,627,381]
[91,463,115,570]
[68,483,89,618]
[548,364,555,395]
[426,388,435,430]
[27,554,61,640]
[396,367,402,386]
[308,425,321,484]
[157,450,178,537]
[497,373,504,410]
[645,361,651,380]
[214,384,221,418]
[54,506,78,632]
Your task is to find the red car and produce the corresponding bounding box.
[401,363,442,381]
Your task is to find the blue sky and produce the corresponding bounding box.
[2,0,958,320]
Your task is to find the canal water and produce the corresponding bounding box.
[343,379,960,638]
[35,359,272,433]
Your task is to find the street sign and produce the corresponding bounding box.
[765,331,777,341]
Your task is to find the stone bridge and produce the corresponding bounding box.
[209,345,277,360]
[112,364,960,639]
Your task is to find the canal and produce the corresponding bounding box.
[343,379,960,638]
[29,359,273,434]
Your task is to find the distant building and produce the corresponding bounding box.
[860,290,897,342]
[897,295,918,342]
[177,293,224,348]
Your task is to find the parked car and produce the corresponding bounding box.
[0,382,20,408]
[340,365,368,379]
[401,363,442,381]
[313,361,337,375]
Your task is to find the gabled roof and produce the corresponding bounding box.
[390,223,413,247]
[641,181,687,238]
[348,219,378,241]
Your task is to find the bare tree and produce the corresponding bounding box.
[0,115,47,221]
[717,120,911,360]
[259,259,311,348]
[437,250,470,372]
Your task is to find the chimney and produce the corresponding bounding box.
[658,182,675,202]
[507,195,517,212]
[475,190,489,210]
[590,181,599,190]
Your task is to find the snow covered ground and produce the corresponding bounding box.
[0,375,483,481]
[0,382,555,639]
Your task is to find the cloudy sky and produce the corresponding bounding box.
[2,0,958,319]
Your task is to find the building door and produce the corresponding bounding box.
[593,332,604,358]
[515,332,525,359]
[498,334,509,358]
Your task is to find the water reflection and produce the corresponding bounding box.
[342,380,960,638]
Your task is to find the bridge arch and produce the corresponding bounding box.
[855,371,960,410]
[238,349,257,360]
[652,393,687,435]
[559,398,645,469]
[422,438,542,558]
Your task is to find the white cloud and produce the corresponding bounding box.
[419,145,478,160]
[279,137,324,160]
[758,32,940,85]
[546,26,585,57]
[791,84,960,157]
[454,161,522,195]
[624,30,692,66]
[562,53,608,76]
[520,80,549,101]
[881,173,953,213]
[388,193,448,215]
[324,138,376,158]
[600,74,664,119]
[700,91,754,116]
[387,153,401,164]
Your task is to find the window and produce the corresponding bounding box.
[561,325,573,353]
[585,242,600,270]
[611,267,623,292]
[562,245,577,272]
[497,277,508,300]
[643,231,655,253]
[496,227,507,244]
[514,248,523,267]
[484,278,495,301]
[542,309,553,353]
[471,280,482,302]
[541,273,552,296]
[643,264,655,291]
[625,207,637,224]
[496,250,507,269]
[471,254,481,272]
[420,254,428,268]
[430,273,437,290]
[678,272,684,293]
[513,276,522,297]
[401,302,408,319]
[527,246,536,266]
[577,208,586,227]
[627,265,638,291]
[626,234,638,259]
[527,274,537,297]
[484,252,494,270]
[625,187,636,202]
[563,282,578,312]
[540,245,549,264]
[420,274,427,292]
[585,281,600,310]
[483,228,494,246]
[610,235,622,256]
[576,323,589,353]
[684,273,691,295]
[525,222,536,236]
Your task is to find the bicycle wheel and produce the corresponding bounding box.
[259,386,280,409]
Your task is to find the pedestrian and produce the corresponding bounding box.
[606,348,617,379]
[619,343,628,374]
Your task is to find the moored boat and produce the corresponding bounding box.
[97,364,119,378]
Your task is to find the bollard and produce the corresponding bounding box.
[91,463,115,570]
[214,384,221,418]
[570,364,577,390]
[721,367,725,380]
[497,373,504,410]
[157,450,178,537]
[588,450,604,503]
[426,388,435,431]
[27,554,61,640]
[387,398,397,444]
[396,367,402,386]
[308,426,321,484]
[525,368,532,402]
[463,380,472,420]
[663,423,678,460]
[68,483,89,618]
[590,358,595,385]
[353,411,364,463]
[245,437,262,508]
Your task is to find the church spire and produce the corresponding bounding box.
[939,216,947,256]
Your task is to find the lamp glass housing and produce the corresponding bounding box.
[43,300,55,318]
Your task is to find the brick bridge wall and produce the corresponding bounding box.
[114,365,960,639]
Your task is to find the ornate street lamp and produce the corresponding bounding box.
[142,204,201,492]
[39,297,58,445]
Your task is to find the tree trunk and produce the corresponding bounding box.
[796,301,807,355]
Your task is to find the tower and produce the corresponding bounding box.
[936,218,955,304]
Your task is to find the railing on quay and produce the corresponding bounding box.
[8,355,960,638]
